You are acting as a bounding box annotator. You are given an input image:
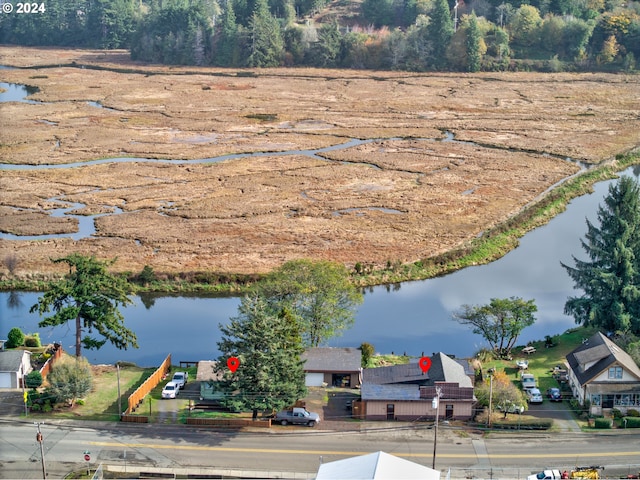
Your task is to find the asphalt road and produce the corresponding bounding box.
[1,417,639,479]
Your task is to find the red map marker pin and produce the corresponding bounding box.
[227,356,240,373]
[419,356,432,374]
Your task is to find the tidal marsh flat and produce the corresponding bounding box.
[1,46,639,278]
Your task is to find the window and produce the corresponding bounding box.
[590,394,601,406]
[608,366,623,379]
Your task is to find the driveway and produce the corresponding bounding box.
[526,397,581,432]
[155,382,200,424]
[0,390,25,418]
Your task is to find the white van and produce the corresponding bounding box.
[521,373,536,390]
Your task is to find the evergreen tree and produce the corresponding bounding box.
[562,176,640,334]
[216,295,307,418]
[465,12,482,72]
[30,254,137,358]
[215,0,240,66]
[362,0,395,28]
[425,0,454,68]
[248,0,284,67]
[310,22,341,67]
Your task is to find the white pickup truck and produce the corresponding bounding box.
[171,371,188,389]
[527,470,563,480]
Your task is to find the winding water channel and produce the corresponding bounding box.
[2,81,639,366]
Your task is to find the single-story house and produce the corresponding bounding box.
[316,451,440,480]
[0,350,32,389]
[566,331,640,416]
[301,347,362,388]
[359,352,475,421]
[196,360,225,402]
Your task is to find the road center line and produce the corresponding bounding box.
[89,441,640,459]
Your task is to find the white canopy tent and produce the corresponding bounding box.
[316,451,441,480]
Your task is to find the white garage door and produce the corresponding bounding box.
[305,373,324,387]
[0,373,12,389]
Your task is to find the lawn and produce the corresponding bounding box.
[47,364,156,421]
[479,326,600,428]
[484,326,598,390]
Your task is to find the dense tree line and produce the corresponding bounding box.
[1,0,638,71]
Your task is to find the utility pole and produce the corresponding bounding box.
[431,386,442,470]
[487,372,494,428]
[34,422,47,479]
[117,363,122,419]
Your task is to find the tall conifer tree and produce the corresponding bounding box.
[426,0,454,68]
[216,294,307,418]
[562,176,640,334]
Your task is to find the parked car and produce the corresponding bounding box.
[171,371,188,389]
[547,387,562,401]
[527,388,543,404]
[162,381,179,399]
[275,407,320,427]
[521,373,537,390]
[516,359,529,370]
[497,403,525,414]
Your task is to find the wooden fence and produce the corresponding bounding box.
[125,354,171,416]
[38,343,64,381]
[186,418,271,428]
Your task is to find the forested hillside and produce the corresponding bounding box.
[1,0,638,71]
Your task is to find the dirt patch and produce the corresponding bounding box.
[1,46,639,278]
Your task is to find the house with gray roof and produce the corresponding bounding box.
[566,331,640,415]
[301,347,362,388]
[0,350,32,389]
[359,352,475,421]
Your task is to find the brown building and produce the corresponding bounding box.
[359,352,475,421]
[301,347,362,388]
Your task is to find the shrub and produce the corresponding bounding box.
[137,265,156,284]
[359,342,375,367]
[594,417,612,429]
[627,409,640,417]
[623,417,640,428]
[47,356,93,407]
[24,333,41,348]
[6,327,25,348]
[25,371,43,389]
[611,408,623,419]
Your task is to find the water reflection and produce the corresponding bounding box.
[0,82,39,103]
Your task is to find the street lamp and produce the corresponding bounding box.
[432,386,442,470]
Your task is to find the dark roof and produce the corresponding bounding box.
[429,353,473,388]
[566,332,640,386]
[363,362,428,385]
[362,352,472,388]
[361,383,420,401]
[302,347,362,372]
[0,350,30,373]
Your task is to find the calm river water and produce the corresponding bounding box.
[2,80,639,366]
